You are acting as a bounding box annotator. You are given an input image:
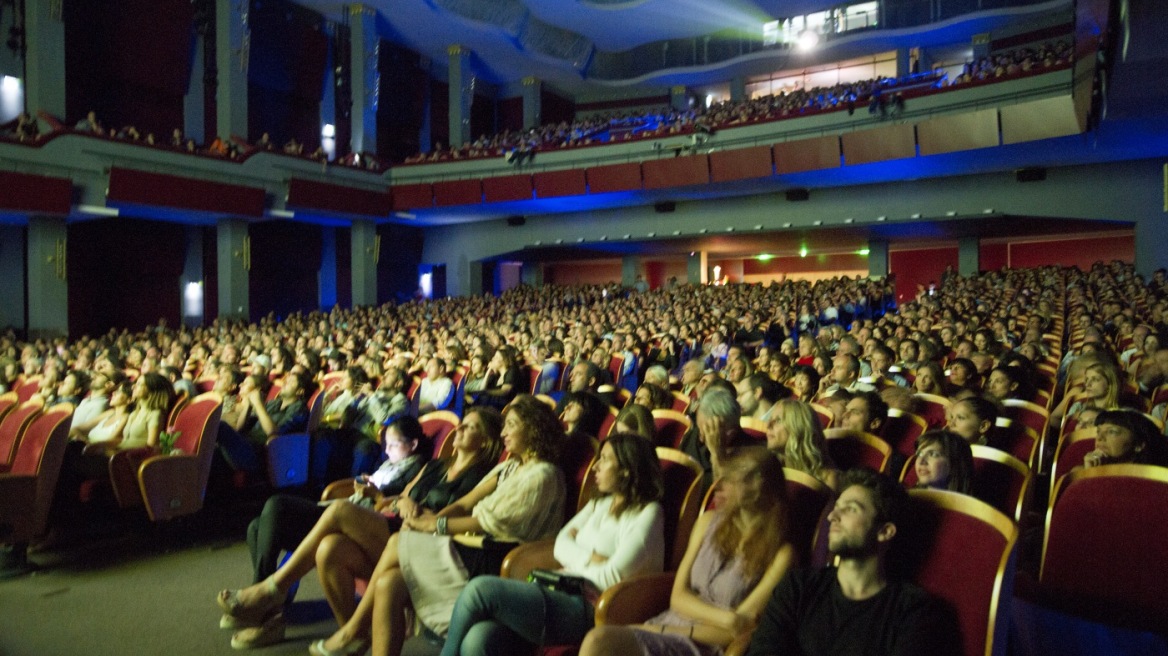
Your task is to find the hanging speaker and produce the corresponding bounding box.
[506,216,526,227]
[785,188,810,202]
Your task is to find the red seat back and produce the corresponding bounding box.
[420,411,460,460]
[897,490,1018,656]
[651,409,691,449]
[824,429,892,473]
[1041,465,1168,632]
[0,400,44,468]
[657,448,704,570]
[782,468,833,566]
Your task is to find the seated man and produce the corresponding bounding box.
[217,371,311,473]
[821,353,875,398]
[737,372,788,422]
[417,357,454,414]
[745,469,958,656]
[840,390,889,436]
[679,386,749,489]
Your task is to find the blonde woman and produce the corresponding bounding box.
[1051,362,1120,427]
[765,398,841,491]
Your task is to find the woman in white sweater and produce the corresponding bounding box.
[438,432,666,656]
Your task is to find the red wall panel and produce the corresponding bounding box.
[107,167,265,216]
[391,183,434,211]
[743,253,870,275]
[545,260,622,286]
[433,179,483,207]
[642,155,710,190]
[0,171,73,215]
[288,178,391,217]
[890,247,959,302]
[980,242,1009,272]
[774,137,841,174]
[482,175,533,203]
[587,163,642,194]
[534,169,587,198]
[709,146,773,183]
[1009,235,1133,270]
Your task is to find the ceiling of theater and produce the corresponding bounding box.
[293,0,963,92]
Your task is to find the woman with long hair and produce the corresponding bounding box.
[579,447,796,656]
[1051,362,1120,427]
[1083,409,1168,468]
[911,430,974,494]
[944,396,999,446]
[121,372,174,449]
[438,433,667,655]
[766,398,840,490]
[308,395,567,656]
[613,404,657,443]
[216,410,504,649]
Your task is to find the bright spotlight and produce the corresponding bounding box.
[796,30,819,51]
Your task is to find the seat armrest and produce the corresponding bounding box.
[724,629,755,656]
[108,447,158,508]
[137,453,201,522]
[321,478,356,501]
[500,539,558,580]
[595,572,675,626]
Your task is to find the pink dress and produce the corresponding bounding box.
[632,512,759,656]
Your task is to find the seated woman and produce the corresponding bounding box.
[470,348,521,410]
[308,395,567,656]
[83,379,134,447]
[633,383,672,411]
[613,403,656,443]
[1050,362,1120,428]
[439,433,667,655]
[766,398,840,490]
[913,362,947,397]
[911,430,974,494]
[579,447,795,656]
[217,411,502,648]
[119,372,174,450]
[1083,409,1168,468]
[984,365,1034,404]
[788,365,820,404]
[945,358,979,394]
[945,396,998,446]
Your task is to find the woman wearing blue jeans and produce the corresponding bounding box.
[441,433,667,656]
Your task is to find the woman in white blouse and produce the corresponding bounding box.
[439,432,666,656]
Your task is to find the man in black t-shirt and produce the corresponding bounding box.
[745,469,958,656]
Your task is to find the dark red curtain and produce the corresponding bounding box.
[430,81,450,150]
[377,225,423,305]
[377,42,426,162]
[336,228,352,309]
[64,0,193,135]
[67,218,185,337]
[541,88,575,126]
[247,0,327,146]
[248,221,322,322]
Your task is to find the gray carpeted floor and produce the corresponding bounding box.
[0,509,344,656]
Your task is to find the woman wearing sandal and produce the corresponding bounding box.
[439,432,666,655]
[216,409,504,650]
[309,394,567,656]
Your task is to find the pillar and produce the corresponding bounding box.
[521,77,541,130]
[180,227,205,327]
[320,23,337,160]
[23,0,67,118]
[670,85,688,112]
[729,77,746,103]
[521,262,544,288]
[349,5,378,154]
[217,219,249,321]
[1135,210,1168,279]
[468,261,485,297]
[896,48,912,79]
[687,251,708,285]
[184,34,206,144]
[958,236,980,277]
[868,239,889,279]
[27,217,68,338]
[418,56,432,154]
[0,226,26,332]
[621,255,640,288]
[350,219,378,307]
[448,45,472,148]
[216,0,249,141]
[320,227,337,309]
[972,33,991,61]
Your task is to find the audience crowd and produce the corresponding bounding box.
[3,255,1167,655]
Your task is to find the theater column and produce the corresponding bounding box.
[622,256,641,288]
[23,0,66,118]
[958,237,980,277]
[521,262,544,288]
[522,77,541,130]
[351,220,378,307]
[729,77,746,104]
[349,4,378,154]
[180,227,205,327]
[448,45,472,149]
[184,34,206,144]
[217,219,249,321]
[216,0,249,141]
[1135,210,1168,279]
[687,251,708,285]
[868,239,889,279]
[320,227,337,309]
[670,85,688,112]
[467,261,485,297]
[27,217,67,339]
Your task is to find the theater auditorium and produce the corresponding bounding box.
[1,0,1167,654]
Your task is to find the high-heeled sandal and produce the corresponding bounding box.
[230,611,285,650]
[216,578,281,627]
[307,637,370,656]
